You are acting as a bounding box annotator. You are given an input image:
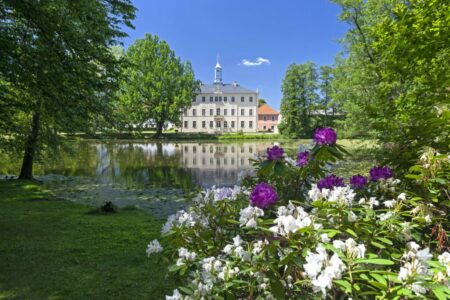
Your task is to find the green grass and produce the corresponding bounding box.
[0,180,169,299]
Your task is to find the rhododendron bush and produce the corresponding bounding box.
[148,128,450,299]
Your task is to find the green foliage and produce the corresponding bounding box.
[0,180,169,298]
[332,0,450,170]
[0,0,136,178]
[151,139,450,299]
[279,62,319,138]
[258,98,267,107]
[116,34,200,135]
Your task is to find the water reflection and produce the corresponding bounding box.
[10,141,280,217]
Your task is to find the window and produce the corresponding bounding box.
[202,146,206,153]
[192,97,196,102]
[224,158,227,165]
[209,96,213,102]
[272,116,275,121]
[224,121,228,128]
[210,109,213,116]
[193,146,197,153]
[184,121,188,128]
[215,96,218,102]
[224,96,227,102]
[210,121,213,128]
[192,109,196,116]
[241,96,244,102]
[271,125,274,130]
[231,146,235,153]
[241,109,244,116]
[231,109,235,116]
[249,121,253,128]
[202,121,206,128]
[241,121,245,128]
[202,96,206,102]
[202,157,206,165]
[210,146,213,153]
[249,109,253,116]
[231,121,235,128]
[263,125,266,130]
[263,116,267,121]
[216,121,221,128]
[219,96,222,101]
[193,121,197,128]
[210,157,213,165]
[193,158,196,165]
[216,108,220,115]
[231,158,235,165]
[202,109,205,116]
[231,96,235,102]
[224,109,227,116]
[250,96,253,102]
[249,146,253,153]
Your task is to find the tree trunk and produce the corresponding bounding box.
[18,109,41,180]
[155,121,164,137]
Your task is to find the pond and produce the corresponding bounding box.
[0,139,373,218]
[1,140,309,217]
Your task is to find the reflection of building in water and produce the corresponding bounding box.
[181,143,268,186]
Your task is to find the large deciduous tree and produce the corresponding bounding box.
[118,34,200,136]
[332,0,450,170]
[0,0,135,179]
[279,62,319,138]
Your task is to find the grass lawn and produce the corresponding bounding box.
[0,180,169,299]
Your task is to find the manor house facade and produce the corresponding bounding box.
[181,59,259,133]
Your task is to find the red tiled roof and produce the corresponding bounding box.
[258,104,279,115]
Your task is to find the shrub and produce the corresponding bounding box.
[148,128,450,299]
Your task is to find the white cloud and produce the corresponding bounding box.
[240,57,271,67]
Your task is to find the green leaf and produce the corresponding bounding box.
[335,279,352,292]
[345,228,357,237]
[370,241,386,249]
[356,258,395,265]
[370,273,387,286]
[375,237,393,245]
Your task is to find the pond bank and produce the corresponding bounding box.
[64,131,286,141]
[0,180,169,299]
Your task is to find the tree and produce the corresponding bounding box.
[0,0,136,179]
[318,65,334,126]
[332,0,450,170]
[258,99,267,107]
[117,34,200,136]
[279,62,319,137]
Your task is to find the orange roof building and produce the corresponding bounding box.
[258,104,280,132]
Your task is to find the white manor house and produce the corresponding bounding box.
[181,59,259,133]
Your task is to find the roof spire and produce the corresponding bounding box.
[214,54,222,84]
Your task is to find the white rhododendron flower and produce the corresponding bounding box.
[332,238,365,259]
[438,252,450,276]
[270,202,313,236]
[161,210,207,234]
[398,242,432,284]
[304,245,346,294]
[146,239,163,256]
[166,289,183,300]
[239,206,264,228]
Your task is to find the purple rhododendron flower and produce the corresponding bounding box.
[297,151,310,167]
[267,145,284,161]
[350,174,368,189]
[369,166,393,181]
[250,183,278,209]
[313,127,337,145]
[317,174,345,190]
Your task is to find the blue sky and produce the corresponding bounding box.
[121,0,348,110]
